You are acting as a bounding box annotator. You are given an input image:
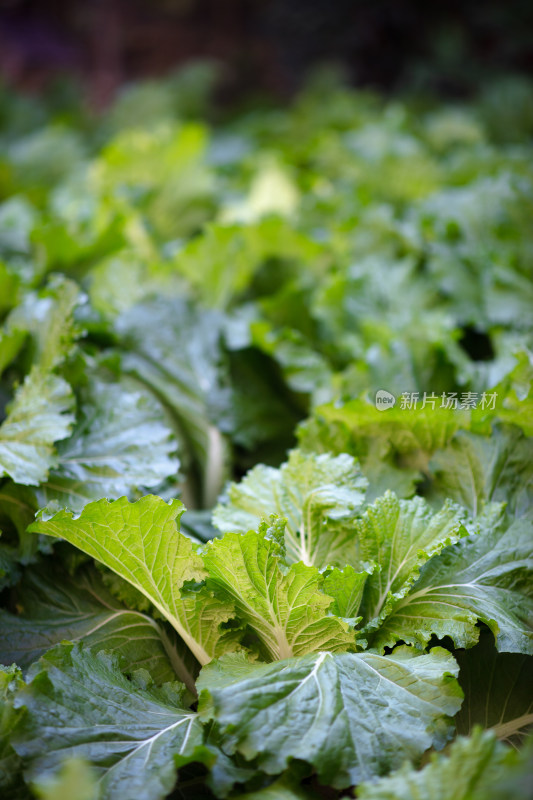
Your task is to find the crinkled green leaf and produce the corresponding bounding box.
[213,449,367,568]
[429,427,533,517]
[28,496,237,666]
[12,644,211,800]
[9,276,81,373]
[356,728,518,800]
[297,404,457,501]
[484,351,533,437]
[300,398,468,476]
[198,646,462,788]
[322,564,373,620]
[373,516,533,654]
[0,277,83,485]
[0,564,192,688]
[455,632,533,746]
[114,297,232,507]
[204,530,356,660]
[354,492,467,629]
[359,440,420,501]
[0,369,75,485]
[298,415,419,502]
[37,379,179,513]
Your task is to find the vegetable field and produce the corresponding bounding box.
[0,71,532,799]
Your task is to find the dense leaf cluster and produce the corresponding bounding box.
[0,70,532,799]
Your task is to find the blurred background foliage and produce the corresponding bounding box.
[1,0,533,108]
[0,0,532,519]
[0,48,532,512]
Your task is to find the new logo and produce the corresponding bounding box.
[375,390,396,411]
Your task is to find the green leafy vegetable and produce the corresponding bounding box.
[322,564,373,620]
[198,646,462,788]
[356,728,520,800]
[12,644,210,800]
[353,492,467,630]
[37,379,178,513]
[1,65,533,800]
[0,564,187,686]
[0,278,81,485]
[0,369,74,485]
[113,297,232,507]
[373,515,533,654]
[28,496,236,666]
[213,449,367,568]
[204,530,356,660]
[429,428,533,517]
